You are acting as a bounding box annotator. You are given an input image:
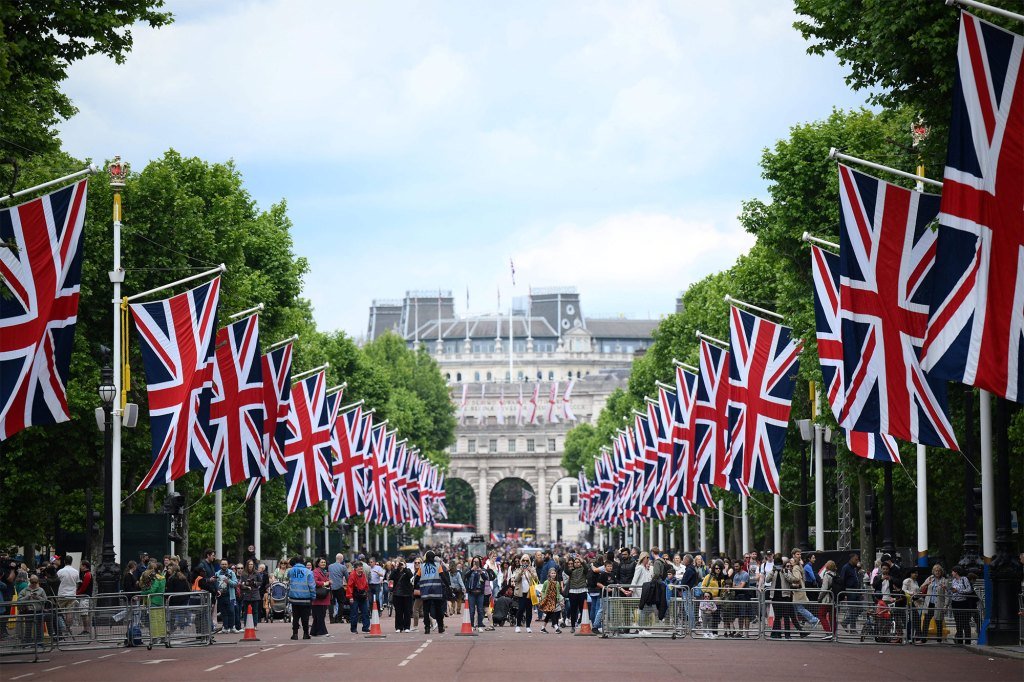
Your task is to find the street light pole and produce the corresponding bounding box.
[109,158,126,565]
[95,353,119,597]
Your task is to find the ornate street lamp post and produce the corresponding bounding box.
[95,349,120,597]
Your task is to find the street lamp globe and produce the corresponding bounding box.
[98,365,116,406]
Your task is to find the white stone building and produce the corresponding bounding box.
[367,287,660,543]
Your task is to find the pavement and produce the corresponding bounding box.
[3,621,1022,681]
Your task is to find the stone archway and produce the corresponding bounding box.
[489,477,536,535]
[444,477,477,525]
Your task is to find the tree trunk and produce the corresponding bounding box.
[858,470,873,562]
[144,489,155,514]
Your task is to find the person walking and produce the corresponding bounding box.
[920,563,949,643]
[789,551,819,634]
[838,553,862,633]
[347,562,371,634]
[328,554,348,624]
[311,558,332,637]
[239,560,262,632]
[214,560,239,633]
[449,560,466,616]
[564,556,588,632]
[538,567,564,633]
[287,556,315,640]
[511,554,538,633]
[391,558,414,632]
[818,560,839,635]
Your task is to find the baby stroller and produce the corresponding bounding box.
[268,582,290,623]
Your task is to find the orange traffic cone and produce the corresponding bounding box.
[240,605,260,641]
[365,596,387,638]
[575,600,595,636]
[455,597,477,636]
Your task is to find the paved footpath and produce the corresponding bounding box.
[3,622,1021,681]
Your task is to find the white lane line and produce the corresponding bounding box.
[205,665,223,671]
[398,660,410,667]
[98,653,117,659]
[244,652,260,657]
[72,659,93,665]
[10,673,35,680]
[225,657,243,664]
[43,666,65,672]
[405,655,418,660]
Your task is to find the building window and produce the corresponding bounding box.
[449,443,457,454]
[547,371,554,381]
[508,438,516,453]
[456,372,462,382]
[445,373,451,381]
[486,371,492,381]
[468,439,476,454]
[526,439,535,453]
[474,371,480,381]
[570,484,578,505]
[557,486,563,504]
[505,371,511,381]
[488,439,497,452]
[536,370,542,380]
[576,370,581,378]
[548,438,556,451]
[517,371,524,381]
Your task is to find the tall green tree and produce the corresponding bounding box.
[0,1,172,176]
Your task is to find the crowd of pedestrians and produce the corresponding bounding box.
[0,544,1016,647]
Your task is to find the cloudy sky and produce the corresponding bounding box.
[59,0,869,336]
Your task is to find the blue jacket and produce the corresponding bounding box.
[839,562,860,595]
[417,560,446,600]
[287,565,316,603]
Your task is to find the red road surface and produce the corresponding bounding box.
[3,621,1019,681]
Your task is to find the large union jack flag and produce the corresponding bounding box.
[695,339,731,492]
[811,244,902,462]
[837,164,958,450]
[724,306,801,495]
[204,314,264,493]
[330,401,366,522]
[0,180,87,441]
[674,365,716,509]
[921,13,1024,402]
[131,278,221,490]
[656,383,694,515]
[283,370,334,512]
[245,340,292,501]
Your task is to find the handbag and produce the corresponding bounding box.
[529,579,540,606]
[315,585,329,600]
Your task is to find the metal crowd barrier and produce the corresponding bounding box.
[135,592,213,649]
[0,600,53,663]
[50,594,132,651]
[763,588,834,642]
[600,584,688,638]
[834,592,906,645]
[690,594,759,640]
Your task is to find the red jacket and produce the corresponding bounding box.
[347,570,369,599]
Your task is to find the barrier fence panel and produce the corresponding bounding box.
[600,584,686,638]
[689,596,760,640]
[0,600,53,663]
[834,593,906,645]
[51,594,131,651]
[165,591,213,648]
[763,588,834,642]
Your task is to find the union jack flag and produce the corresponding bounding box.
[673,366,715,509]
[330,402,366,522]
[695,339,731,492]
[130,278,221,490]
[246,340,292,501]
[283,370,333,512]
[562,379,577,421]
[811,244,902,463]
[654,386,692,515]
[724,306,802,495]
[922,13,1024,402]
[527,383,539,424]
[637,408,663,519]
[837,164,958,449]
[0,180,87,441]
[204,314,265,493]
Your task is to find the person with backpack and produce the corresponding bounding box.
[818,560,839,635]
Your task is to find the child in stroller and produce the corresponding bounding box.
[268,579,290,623]
[492,585,515,627]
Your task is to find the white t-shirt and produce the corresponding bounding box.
[57,565,80,597]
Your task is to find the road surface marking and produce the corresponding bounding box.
[315,652,350,658]
[205,665,223,671]
[72,659,93,665]
[225,657,242,664]
[398,660,410,667]
[244,652,260,658]
[10,673,34,680]
[43,666,65,672]
[140,659,177,664]
[99,653,117,659]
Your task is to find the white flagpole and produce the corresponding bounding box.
[229,303,264,319]
[109,160,125,564]
[683,514,690,553]
[828,148,944,187]
[0,164,99,204]
[773,495,782,554]
[124,263,226,302]
[801,232,841,251]
[699,508,707,554]
[215,489,223,559]
[724,294,784,321]
[980,389,995,560]
[293,363,329,382]
[266,334,299,351]
[254,487,262,559]
[718,499,726,556]
[741,495,749,554]
[946,0,1024,24]
[814,390,825,552]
